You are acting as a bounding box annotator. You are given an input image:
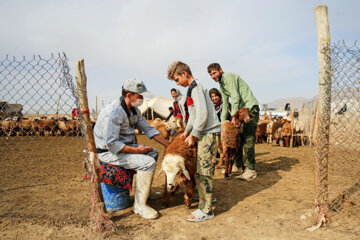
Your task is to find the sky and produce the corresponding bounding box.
[0,0,359,112]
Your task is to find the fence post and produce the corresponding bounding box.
[75,59,115,232]
[314,5,331,222]
[290,106,295,148]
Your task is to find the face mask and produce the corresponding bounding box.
[130,97,143,107]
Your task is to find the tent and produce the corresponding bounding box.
[139,96,173,120]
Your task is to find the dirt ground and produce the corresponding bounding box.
[0,135,359,240]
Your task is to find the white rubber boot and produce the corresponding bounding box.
[133,170,159,219]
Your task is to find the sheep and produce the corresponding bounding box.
[219,121,240,179]
[148,118,171,140]
[266,120,283,144]
[160,131,197,208]
[281,119,292,147]
[293,119,305,146]
[165,116,186,133]
[216,108,251,179]
[256,121,269,143]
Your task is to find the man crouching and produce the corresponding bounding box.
[94,78,169,219]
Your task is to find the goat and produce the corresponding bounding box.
[148,118,171,140]
[216,108,251,179]
[256,121,268,143]
[160,131,197,208]
[267,120,283,144]
[281,119,292,147]
[293,119,305,146]
[165,116,186,133]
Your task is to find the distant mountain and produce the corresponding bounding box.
[265,97,310,109]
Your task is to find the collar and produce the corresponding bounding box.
[219,72,223,84]
[120,96,137,117]
[186,79,198,97]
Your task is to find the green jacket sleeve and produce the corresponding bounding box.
[228,76,242,117]
[220,84,229,122]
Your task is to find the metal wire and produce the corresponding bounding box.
[315,41,360,233]
[0,53,88,226]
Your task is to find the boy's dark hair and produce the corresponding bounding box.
[207,63,222,73]
[209,88,222,100]
[170,88,177,93]
[167,61,192,80]
[168,107,173,110]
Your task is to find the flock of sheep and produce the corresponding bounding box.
[0,116,83,137]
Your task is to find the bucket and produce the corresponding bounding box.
[101,183,131,211]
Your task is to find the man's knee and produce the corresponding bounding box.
[142,156,157,172]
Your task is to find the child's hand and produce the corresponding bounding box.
[181,130,189,139]
[185,135,197,147]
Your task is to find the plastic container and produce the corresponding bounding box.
[100,182,131,211]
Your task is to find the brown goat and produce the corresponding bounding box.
[281,119,292,147]
[256,122,268,143]
[161,131,197,208]
[220,121,240,179]
[217,108,251,179]
[148,118,171,140]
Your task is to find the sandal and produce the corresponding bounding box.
[186,209,214,222]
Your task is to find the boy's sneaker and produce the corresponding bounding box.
[236,168,257,181]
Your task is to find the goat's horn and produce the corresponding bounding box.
[181,164,191,181]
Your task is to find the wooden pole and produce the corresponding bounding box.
[56,94,61,118]
[314,4,331,222]
[96,96,98,119]
[102,99,104,108]
[75,59,115,231]
[290,106,295,148]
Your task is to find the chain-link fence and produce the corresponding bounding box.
[316,41,360,233]
[0,53,89,228]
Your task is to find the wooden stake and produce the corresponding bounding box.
[96,96,98,119]
[314,4,331,220]
[56,94,61,118]
[75,59,115,231]
[290,106,295,148]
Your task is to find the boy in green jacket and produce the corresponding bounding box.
[207,63,259,181]
[168,61,221,222]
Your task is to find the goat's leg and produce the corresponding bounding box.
[184,178,196,208]
[216,145,223,168]
[224,152,231,180]
[228,152,235,177]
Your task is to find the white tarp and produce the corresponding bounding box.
[139,96,173,118]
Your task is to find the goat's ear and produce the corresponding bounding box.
[176,119,181,129]
[181,164,191,181]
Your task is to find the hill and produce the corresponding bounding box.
[265,97,310,109]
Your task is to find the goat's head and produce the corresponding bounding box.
[166,116,185,131]
[232,108,251,127]
[161,154,190,192]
